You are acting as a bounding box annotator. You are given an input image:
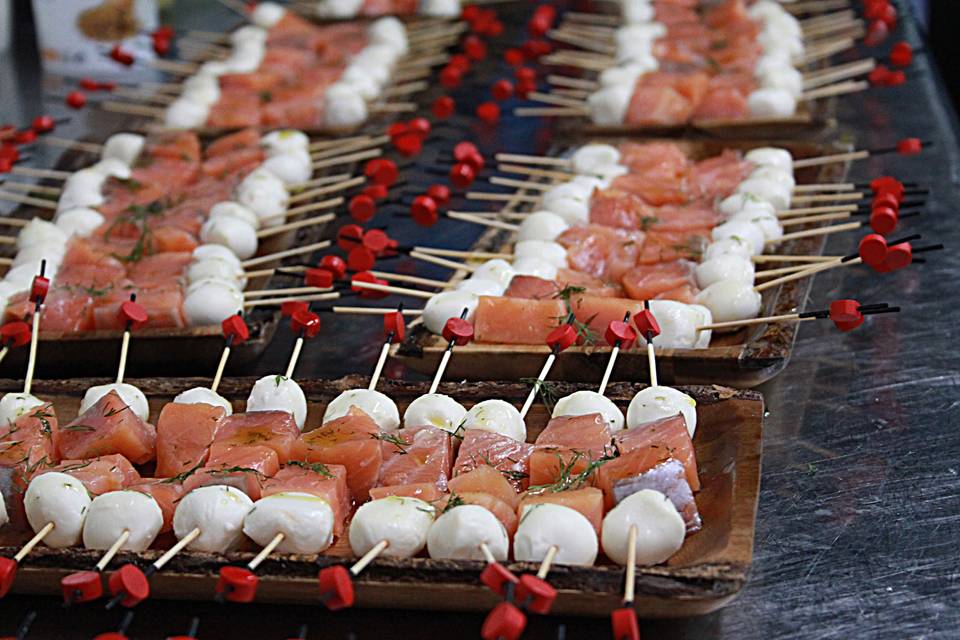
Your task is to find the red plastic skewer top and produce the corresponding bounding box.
[896,138,923,155]
[362,229,393,256]
[633,308,661,340]
[0,557,17,598]
[304,267,335,289]
[442,317,474,346]
[0,321,31,348]
[610,607,641,640]
[221,314,250,345]
[119,299,148,329]
[480,562,518,597]
[319,255,347,281]
[216,566,259,603]
[829,300,865,332]
[449,163,477,189]
[545,324,577,352]
[481,602,527,640]
[349,194,377,223]
[107,564,150,607]
[337,224,365,251]
[347,247,377,273]
[515,574,557,615]
[317,565,355,611]
[281,301,309,318]
[30,275,50,305]
[890,41,913,67]
[65,92,87,109]
[364,158,399,187]
[31,115,56,133]
[870,176,904,198]
[411,195,439,227]
[605,320,638,350]
[351,272,390,299]
[383,311,407,344]
[858,233,889,267]
[290,310,321,338]
[61,570,103,604]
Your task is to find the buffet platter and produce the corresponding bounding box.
[0,375,763,618]
[397,138,851,387]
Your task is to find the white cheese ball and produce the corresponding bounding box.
[262,150,313,186]
[210,201,260,230]
[736,177,792,211]
[702,237,755,262]
[184,279,244,328]
[403,393,467,433]
[181,74,221,105]
[90,158,131,181]
[246,375,308,430]
[0,493,7,528]
[243,492,335,554]
[759,65,804,99]
[626,385,697,437]
[694,280,762,325]
[689,304,714,349]
[230,25,268,47]
[0,393,45,427]
[198,60,230,77]
[323,388,400,432]
[12,244,64,273]
[729,209,783,244]
[173,387,234,415]
[250,1,286,28]
[758,30,804,61]
[427,505,509,561]
[223,44,265,75]
[517,211,570,243]
[164,98,210,130]
[745,147,793,173]
[262,130,310,156]
[58,175,105,211]
[368,17,409,55]
[200,216,258,260]
[587,85,633,127]
[767,13,802,39]
[718,192,767,217]
[193,243,243,269]
[747,88,797,119]
[82,491,163,552]
[24,472,91,548]
[420,0,460,18]
[463,399,526,443]
[599,64,651,89]
[571,144,621,175]
[711,219,766,255]
[455,278,505,297]
[643,300,709,350]
[422,290,479,335]
[4,264,53,292]
[316,0,364,19]
[80,383,149,422]
[621,0,655,23]
[514,240,568,270]
[466,257,516,289]
[747,0,787,21]
[101,133,145,166]
[340,70,385,101]
[694,254,755,289]
[552,390,625,430]
[541,185,591,225]
[749,165,796,190]
[186,258,245,289]
[514,504,598,566]
[173,485,253,552]
[324,83,368,129]
[601,489,685,566]
[54,207,105,238]
[512,257,558,281]
[236,168,289,226]
[349,496,435,558]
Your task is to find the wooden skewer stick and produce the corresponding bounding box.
[803,58,875,89]
[256,212,337,239]
[413,247,514,261]
[408,251,477,273]
[547,75,599,91]
[489,176,554,192]
[312,148,382,169]
[94,530,132,572]
[0,181,61,196]
[465,191,540,204]
[332,306,423,316]
[429,307,470,395]
[241,240,332,268]
[776,204,859,218]
[310,136,389,161]
[0,190,58,210]
[247,532,285,572]
[536,545,559,580]
[754,258,854,294]
[514,107,590,118]
[528,91,589,109]
[800,37,856,65]
[350,540,389,575]
[36,136,103,154]
[793,150,870,168]
[767,221,861,245]
[697,313,818,332]
[780,211,857,227]
[287,177,366,204]
[21,268,45,397]
[800,80,870,102]
[520,347,560,419]
[245,286,333,298]
[752,254,839,264]
[623,525,638,605]
[308,134,373,152]
[244,292,340,309]
[153,527,202,572]
[495,153,571,167]
[13,522,56,563]
[497,164,575,182]
[101,101,166,118]
[754,262,832,279]
[112,88,177,105]
[11,166,71,179]
[447,211,519,230]
[598,311,631,397]
[291,172,353,191]
[369,102,418,114]
[371,271,452,289]
[793,182,857,193]
[351,280,435,300]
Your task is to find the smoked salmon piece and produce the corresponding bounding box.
[211,411,300,464]
[612,459,702,532]
[204,128,261,158]
[473,296,567,346]
[589,190,657,229]
[127,252,192,288]
[378,426,454,492]
[292,407,383,502]
[644,205,722,232]
[693,87,749,122]
[621,260,698,301]
[654,283,699,304]
[557,225,645,281]
[146,131,201,165]
[263,462,351,536]
[447,465,520,510]
[131,479,185,533]
[0,402,59,468]
[568,296,645,345]
[688,150,752,199]
[369,483,444,503]
[452,430,535,491]
[535,413,612,456]
[44,454,141,496]
[618,142,689,179]
[519,487,604,535]
[436,492,518,538]
[527,413,615,487]
[608,176,688,207]
[155,402,227,478]
[184,445,280,500]
[201,147,265,179]
[58,391,157,465]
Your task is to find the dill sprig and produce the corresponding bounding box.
[371,431,409,455]
[286,460,335,478]
[442,492,465,514]
[520,377,560,413]
[162,459,205,484]
[525,451,613,495]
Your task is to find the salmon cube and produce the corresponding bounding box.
[519,487,604,535]
[535,413,612,455]
[58,391,156,465]
[130,479,186,533]
[211,411,300,464]
[204,128,261,158]
[378,426,453,492]
[621,261,698,301]
[292,407,382,502]
[474,296,567,345]
[184,445,280,500]
[155,402,227,478]
[447,465,520,510]
[452,430,534,491]
[44,454,141,496]
[262,462,351,537]
[0,402,59,468]
[369,483,444,503]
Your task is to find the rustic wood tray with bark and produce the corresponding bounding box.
[396,138,850,387]
[0,375,763,618]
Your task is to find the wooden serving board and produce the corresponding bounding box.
[0,375,763,618]
[396,138,850,387]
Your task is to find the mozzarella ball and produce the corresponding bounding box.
[517,211,570,243]
[747,87,797,119]
[323,388,400,431]
[340,71,384,101]
[759,31,804,61]
[422,290,479,335]
[200,216,258,260]
[753,50,793,79]
[0,393,45,426]
[463,399,526,443]
[749,165,796,190]
[514,504,598,566]
[246,375,308,429]
[230,25,268,46]
[262,130,310,156]
[243,492,335,554]
[621,0,655,23]
[210,201,260,230]
[514,240,568,269]
[512,257,558,281]
[316,0,363,18]
[58,174,105,211]
[82,491,163,552]
[689,304,714,349]
[262,150,313,186]
[759,64,804,99]
[455,278,505,297]
[12,244,64,273]
[181,74,221,105]
[236,168,289,225]
[599,63,651,89]
[224,43,265,74]
[571,144,622,175]
[25,472,91,548]
[626,385,697,437]
[164,97,210,130]
[711,219,766,255]
[694,280,762,325]
[173,485,253,552]
[695,254,755,289]
[4,264,52,292]
[80,383,149,422]
[0,493,7,528]
[54,207,105,238]
[642,300,708,350]
[193,243,243,269]
[729,209,783,244]
[90,158,131,181]
[736,177,792,211]
[587,85,633,126]
[173,387,234,415]
[601,489,685,566]
[324,83,368,129]
[745,147,793,173]
[702,237,754,262]
[552,390,625,430]
[718,192,766,217]
[183,279,244,328]
[349,496,435,558]
[186,258,245,288]
[403,393,467,433]
[420,0,460,18]
[542,182,594,225]
[101,133,145,166]
[427,504,509,561]
[747,0,787,21]
[250,1,286,28]
[368,16,408,54]
[198,60,230,77]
